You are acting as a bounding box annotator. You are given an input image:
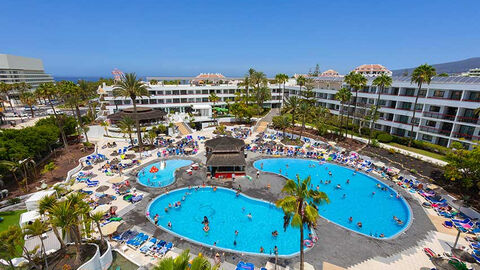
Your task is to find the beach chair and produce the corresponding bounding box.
[158,242,173,256]
[140,238,157,253]
[443,221,454,229]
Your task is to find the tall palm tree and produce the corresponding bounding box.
[370,74,393,144]
[255,86,271,108]
[118,116,135,145]
[0,82,14,111]
[154,249,218,270]
[275,73,289,106]
[208,92,220,125]
[20,91,37,118]
[38,195,66,249]
[276,175,329,270]
[344,72,367,137]
[335,87,352,138]
[100,120,110,137]
[296,75,306,94]
[36,82,69,150]
[298,101,311,139]
[113,73,150,151]
[409,64,436,147]
[50,199,82,264]
[24,219,49,268]
[90,211,106,246]
[284,96,301,127]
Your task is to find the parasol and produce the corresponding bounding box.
[71,183,87,191]
[108,177,124,184]
[150,166,159,173]
[96,185,109,192]
[451,248,477,263]
[90,204,110,215]
[101,221,121,235]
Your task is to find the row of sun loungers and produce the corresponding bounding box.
[113,230,173,257]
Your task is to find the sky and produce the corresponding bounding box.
[1,0,480,77]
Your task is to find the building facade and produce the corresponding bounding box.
[0,54,54,90]
[285,76,480,150]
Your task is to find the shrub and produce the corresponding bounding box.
[8,197,21,205]
[410,168,418,174]
[389,148,396,154]
[370,139,379,147]
[377,133,393,143]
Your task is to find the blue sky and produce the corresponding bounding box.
[1,0,479,77]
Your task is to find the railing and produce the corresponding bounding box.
[422,111,456,121]
[452,132,480,140]
[419,126,451,136]
[456,116,479,124]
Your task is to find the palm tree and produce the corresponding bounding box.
[118,116,135,146]
[275,73,289,106]
[90,211,106,246]
[296,75,306,93]
[344,72,367,136]
[38,195,66,249]
[370,74,393,144]
[154,249,217,270]
[409,64,436,147]
[208,92,220,125]
[113,73,150,151]
[335,87,352,138]
[314,107,330,136]
[100,120,110,137]
[0,82,14,111]
[276,175,329,270]
[298,101,311,139]
[20,91,37,118]
[36,82,69,150]
[284,96,301,127]
[0,160,21,188]
[150,79,158,85]
[24,219,49,268]
[255,86,271,108]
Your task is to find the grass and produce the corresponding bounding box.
[388,143,446,161]
[0,209,27,232]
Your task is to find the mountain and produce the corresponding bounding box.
[392,57,480,76]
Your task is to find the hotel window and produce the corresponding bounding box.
[181,98,187,103]
[418,90,427,97]
[229,89,235,94]
[415,104,423,111]
[150,99,157,104]
[157,91,164,95]
[172,98,180,103]
[173,90,180,95]
[216,90,222,94]
[433,90,445,98]
[450,91,462,100]
[188,90,194,95]
[166,99,172,103]
[429,106,440,112]
[180,90,187,95]
[202,90,209,94]
[422,134,433,141]
[374,124,382,129]
[437,138,448,147]
[158,99,164,104]
[398,115,409,124]
[124,100,131,105]
[196,98,202,103]
[405,88,415,96]
[165,90,172,95]
[141,99,148,104]
[468,92,480,101]
[196,90,201,94]
[426,120,436,127]
[114,100,122,105]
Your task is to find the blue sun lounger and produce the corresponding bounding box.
[140,238,157,253]
[158,242,173,255]
[236,261,255,270]
[127,233,149,248]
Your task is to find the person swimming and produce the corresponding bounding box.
[357,222,362,228]
[343,194,346,198]
[349,216,353,222]
[247,213,252,219]
[379,233,385,238]
[346,179,350,184]
[202,216,209,224]
[316,185,320,191]
[272,230,279,237]
[336,184,341,189]
[328,171,332,176]
[168,221,172,229]
[235,230,238,236]
[260,162,264,169]
[260,246,264,253]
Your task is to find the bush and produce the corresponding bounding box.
[377,133,393,143]
[8,198,21,205]
[370,139,379,147]
[389,148,396,154]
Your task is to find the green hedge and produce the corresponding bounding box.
[377,133,393,143]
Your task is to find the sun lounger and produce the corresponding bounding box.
[126,232,148,248]
[236,261,255,270]
[131,194,143,203]
[423,247,436,257]
[158,242,173,255]
[472,253,480,263]
[443,221,454,228]
[140,238,157,253]
[470,243,480,250]
[452,218,470,224]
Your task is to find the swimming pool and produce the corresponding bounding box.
[147,187,310,256]
[253,158,411,239]
[137,159,192,187]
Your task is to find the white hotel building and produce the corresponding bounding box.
[0,54,54,90]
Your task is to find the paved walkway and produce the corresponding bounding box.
[175,122,192,136]
[254,108,280,133]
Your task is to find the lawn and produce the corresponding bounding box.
[0,209,27,232]
[388,143,446,161]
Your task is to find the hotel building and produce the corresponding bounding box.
[0,54,54,91]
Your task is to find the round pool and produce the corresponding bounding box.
[253,158,411,239]
[137,159,192,187]
[147,187,310,256]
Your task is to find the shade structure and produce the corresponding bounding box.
[91,204,110,215]
[431,257,457,270]
[451,248,477,263]
[71,183,87,191]
[108,177,124,184]
[96,185,109,192]
[184,147,193,152]
[101,221,121,235]
[150,166,159,173]
[293,262,315,270]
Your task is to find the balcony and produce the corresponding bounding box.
[452,132,480,141]
[422,111,456,121]
[456,116,480,124]
[419,126,451,136]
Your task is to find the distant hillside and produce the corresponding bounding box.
[392,57,480,76]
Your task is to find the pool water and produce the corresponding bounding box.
[148,187,310,256]
[108,251,139,270]
[137,159,192,187]
[253,158,411,239]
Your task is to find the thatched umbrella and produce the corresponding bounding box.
[451,248,477,263]
[101,221,121,235]
[108,177,124,184]
[96,185,109,192]
[97,196,114,205]
[430,257,458,270]
[71,183,87,191]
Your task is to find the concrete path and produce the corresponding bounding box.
[254,108,280,133]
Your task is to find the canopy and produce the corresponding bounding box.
[71,183,87,191]
[91,205,110,215]
[101,221,121,235]
[19,210,41,228]
[25,190,56,211]
[108,177,124,184]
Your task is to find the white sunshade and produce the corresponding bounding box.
[19,210,41,228]
[25,190,56,211]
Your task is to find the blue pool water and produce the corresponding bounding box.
[253,158,411,239]
[137,159,192,187]
[148,187,309,256]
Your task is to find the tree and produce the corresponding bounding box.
[118,116,135,146]
[113,73,150,151]
[409,64,436,147]
[298,101,311,139]
[272,114,291,137]
[312,64,320,76]
[154,249,217,270]
[284,96,301,127]
[36,82,69,150]
[296,75,306,93]
[0,82,14,111]
[0,226,25,269]
[90,211,106,246]
[275,73,289,106]
[38,195,66,249]
[335,87,352,138]
[370,74,392,144]
[42,161,57,178]
[78,124,90,143]
[276,175,329,270]
[20,91,37,118]
[100,120,110,137]
[150,79,158,85]
[314,107,330,136]
[438,72,449,77]
[208,92,220,125]
[254,86,271,108]
[344,72,367,136]
[24,219,49,269]
[444,143,480,193]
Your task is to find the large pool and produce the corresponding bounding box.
[148,187,310,256]
[253,158,411,239]
[137,159,192,187]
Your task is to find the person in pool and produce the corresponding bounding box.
[168,221,172,229]
[379,233,385,238]
[336,184,341,189]
[272,230,278,237]
[235,230,238,236]
[328,171,332,176]
[202,216,209,224]
[260,163,264,169]
[349,216,353,222]
[357,222,362,228]
[346,179,350,184]
[260,246,264,253]
[247,213,252,219]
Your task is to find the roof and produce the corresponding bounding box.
[206,152,246,166]
[205,136,245,152]
[25,190,55,203]
[320,69,340,77]
[195,73,226,79]
[354,64,391,73]
[107,107,167,122]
